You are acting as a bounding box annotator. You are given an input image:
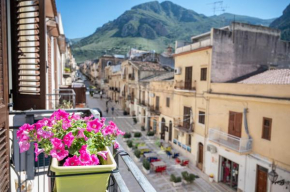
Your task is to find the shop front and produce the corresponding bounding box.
[220,156,239,190]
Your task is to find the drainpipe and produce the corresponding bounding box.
[243,108,253,150]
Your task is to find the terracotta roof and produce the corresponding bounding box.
[140,72,174,82]
[239,69,290,84]
[130,61,166,71]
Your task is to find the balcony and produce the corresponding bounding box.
[148,105,161,115]
[174,80,196,92]
[175,39,212,54]
[208,128,253,153]
[174,119,194,133]
[46,89,76,109]
[9,109,156,192]
[128,74,135,81]
[104,79,109,84]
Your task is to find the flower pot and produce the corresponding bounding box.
[182,180,189,185]
[209,177,214,182]
[171,181,182,187]
[134,156,140,162]
[50,147,116,192]
[142,167,150,175]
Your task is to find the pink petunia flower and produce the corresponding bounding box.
[63,155,81,166]
[91,154,100,165]
[77,128,88,141]
[113,141,120,149]
[70,113,81,120]
[97,151,108,160]
[62,120,72,130]
[50,148,69,161]
[83,115,94,122]
[19,139,30,153]
[79,145,88,154]
[63,132,74,148]
[87,119,103,133]
[50,109,69,121]
[51,138,64,149]
[34,143,44,161]
[79,151,92,165]
[37,129,54,139]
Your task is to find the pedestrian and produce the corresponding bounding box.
[106,107,109,114]
[111,106,114,115]
[100,91,103,99]
[106,100,109,107]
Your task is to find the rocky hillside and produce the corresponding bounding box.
[270,3,290,41]
[71,1,275,63]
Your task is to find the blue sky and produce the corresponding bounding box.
[55,0,290,39]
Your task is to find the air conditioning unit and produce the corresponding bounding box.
[149,93,155,98]
[207,144,217,154]
[174,67,181,75]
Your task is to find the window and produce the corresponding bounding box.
[262,117,272,140]
[166,97,170,107]
[199,111,205,124]
[188,134,192,145]
[200,68,207,81]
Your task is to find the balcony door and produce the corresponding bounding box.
[0,0,10,190]
[228,111,242,138]
[183,106,191,129]
[256,165,268,192]
[155,96,160,111]
[184,67,192,90]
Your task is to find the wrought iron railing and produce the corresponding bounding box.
[174,118,194,133]
[9,109,156,192]
[149,105,161,115]
[208,128,253,153]
[174,80,196,91]
[46,89,76,109]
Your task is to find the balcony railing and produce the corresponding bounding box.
[46,89,76,109]
[128,74,135,80]
[149,105,161,115]
[104,79,109,84]
[208,128,253,153]
[9,109,156,192]
[174,80,196,91]
[174,119,194,133]
[175,39,212,54]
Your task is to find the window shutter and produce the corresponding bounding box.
[11,0,46,110]
[0,0,10,190]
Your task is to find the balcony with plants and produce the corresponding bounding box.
[174,80,196,92]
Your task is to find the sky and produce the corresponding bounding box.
[55,0,290,39]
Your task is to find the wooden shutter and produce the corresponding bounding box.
[262,117,272,140]
[0,0,10,190]
[155,96,159,110]
[185,67,192,90]
[228,111,242,138]
[183,107,191,129]
[11,0,46,110]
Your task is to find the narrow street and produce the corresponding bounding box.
[81,74,231,192]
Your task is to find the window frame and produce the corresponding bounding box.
[198,111,205,125]
[200,68,207,81]
[262,117,272,141]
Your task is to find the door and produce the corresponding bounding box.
[161,118,165,140]
[155,96,160,111]
[228,112,242,138]
[256,166,268,192]
[198,143,203,170]
[169,121,172,141]
[184,67,192,90]
[183,106,191,129]
[0,0,10,190]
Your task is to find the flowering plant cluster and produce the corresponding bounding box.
[17,109,124,166]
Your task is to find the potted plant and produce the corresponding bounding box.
[142,159,150,174]
[170,174,182,187]
[123,132,131,142]
[141,126,145,131]
[181,171,195,184]
[134,149,141,162]
[134,132,142,138]
[16,109,125,192]
[126,140,133,150]
[209,174,214,182]
[146,131,155,139]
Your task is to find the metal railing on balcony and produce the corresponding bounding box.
[208,128,253,153]
[174,119,194,133]
[46,89,76,109]
[174,80,196,91]
[149,105,161,115]
[9,109,156,192]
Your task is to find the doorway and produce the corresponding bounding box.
[197,143,203,170]
[161,118,165,140]
[220,157,239,190]
[256,165,268,192]
[169,121,172,141]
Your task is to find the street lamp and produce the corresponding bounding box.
[268,163,290,186]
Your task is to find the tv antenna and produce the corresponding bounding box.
[207,1,227,15]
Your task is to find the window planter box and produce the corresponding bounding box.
[50,147,116,192]
[134,156,141,162]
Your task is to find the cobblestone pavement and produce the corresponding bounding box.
[83,78,232,192]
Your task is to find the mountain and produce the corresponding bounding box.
[71,1,275,63]
[270,3,290,41]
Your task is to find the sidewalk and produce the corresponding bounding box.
[86,92,230,192]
